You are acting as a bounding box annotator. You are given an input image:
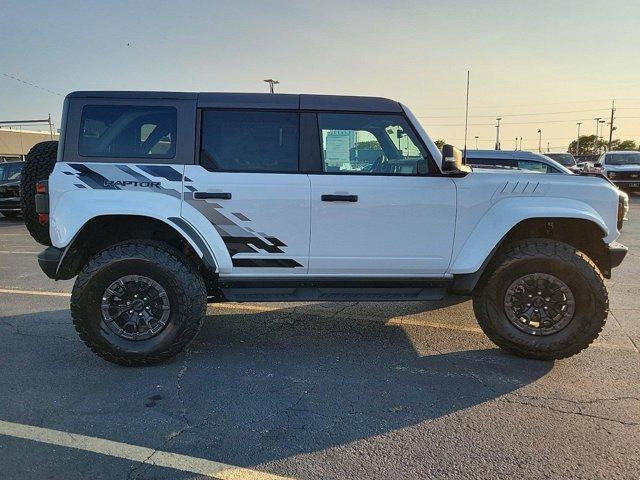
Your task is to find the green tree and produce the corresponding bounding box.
[567,135,607,155]
[356,140,381,150]
[434,139,446,150]
[611,139,637,151]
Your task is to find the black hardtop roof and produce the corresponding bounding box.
[66,91,403,112]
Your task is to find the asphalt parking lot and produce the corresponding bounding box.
[0,200,639,480]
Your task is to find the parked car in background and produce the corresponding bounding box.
[466,150,571,174]
[0,160,23,218]
[595,151,640,192]
[545,153,582,173]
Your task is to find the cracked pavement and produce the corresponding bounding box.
[0,196,639,479]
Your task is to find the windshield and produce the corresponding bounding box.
[546,153,576,167]
[0,163,22,181]
[605,153,640,166]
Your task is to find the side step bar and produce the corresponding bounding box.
[213,278,451,302]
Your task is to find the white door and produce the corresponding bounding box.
[308,112,456,276]
[184,109,310,276]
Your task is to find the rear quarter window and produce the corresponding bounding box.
[78,105,177,159]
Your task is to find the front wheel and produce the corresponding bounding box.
[473,239,608,360]
[71,241,207,366]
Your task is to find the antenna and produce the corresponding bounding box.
[463,70,470,163]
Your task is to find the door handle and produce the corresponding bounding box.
[193,192,232,200]
[321,194,358,202]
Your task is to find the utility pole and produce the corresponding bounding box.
[495,117,502,150]
[263,79,279,93]
[48,114,53,140]
[594,117,602,154]
[608,100,616,150]
[474,136,479,149]
[537,129,542,153]
[576,122,582,156]
[547,141,550,152]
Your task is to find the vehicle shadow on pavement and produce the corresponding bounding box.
[170,303,553,467]
[0,304,552,471]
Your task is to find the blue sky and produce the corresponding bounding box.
[1,0,639,150]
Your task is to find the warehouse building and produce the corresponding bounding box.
[0,128,59,162]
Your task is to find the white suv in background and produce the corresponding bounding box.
[596,151,640,192]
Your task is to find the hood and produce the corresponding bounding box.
[604,164,640,171]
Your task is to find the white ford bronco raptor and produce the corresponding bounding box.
[21,91,629,366]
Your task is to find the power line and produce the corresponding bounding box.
[0,72,64,97]
[416,108,617,119]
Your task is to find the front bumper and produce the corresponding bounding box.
[607,242,628,269]
[0,196,20,211]
[38,246,64,279]
[611,180,640,190]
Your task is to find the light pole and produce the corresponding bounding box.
[263,79,279,93]
[594,117,602,154]
[576,122,582,156]
[519,137,523,150]
[515,137,518,150]
[474,136,479,149]
[495,117,502,150]
[537,129,542,153]
[599,119,606,150]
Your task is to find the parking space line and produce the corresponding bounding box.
[0,419,291,480]
[0,251,39,254]
[0,288,71,297]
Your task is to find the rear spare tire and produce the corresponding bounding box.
[20,140,58,246]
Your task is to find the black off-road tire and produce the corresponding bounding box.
[71,241,207,366]
[0,211,20,219]
[20,141,58,245]
[473,239,608,360]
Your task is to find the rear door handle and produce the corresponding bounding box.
[321,194,358,202]
[193,192,232,200]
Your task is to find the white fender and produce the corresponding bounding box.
[50,189,232,273]
[450,196,610,274]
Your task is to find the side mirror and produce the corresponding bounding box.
[441,144,471,174]
[594,162,602,168]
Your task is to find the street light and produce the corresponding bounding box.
[594,117,602,154]
[263,79,279,93]
[537,129,542,153]
[519,137,523,150]
[576,122,582,156]
[474,135,479,149]
[495,117,502,150]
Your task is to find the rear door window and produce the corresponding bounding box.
[79,105,177,159]
[200,110,299,172]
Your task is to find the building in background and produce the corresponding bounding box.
[0,129,58,162]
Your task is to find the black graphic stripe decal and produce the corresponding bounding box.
[67,164,120,190]
[232,258,303,268]
[137,165,183,181]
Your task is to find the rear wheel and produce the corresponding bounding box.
[473,239,608,360]
[71,241,207,366]
[20,141,58,245]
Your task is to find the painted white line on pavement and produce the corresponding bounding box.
[0,419,291,480]
[0,250,39,254]
[0,288,71,297]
